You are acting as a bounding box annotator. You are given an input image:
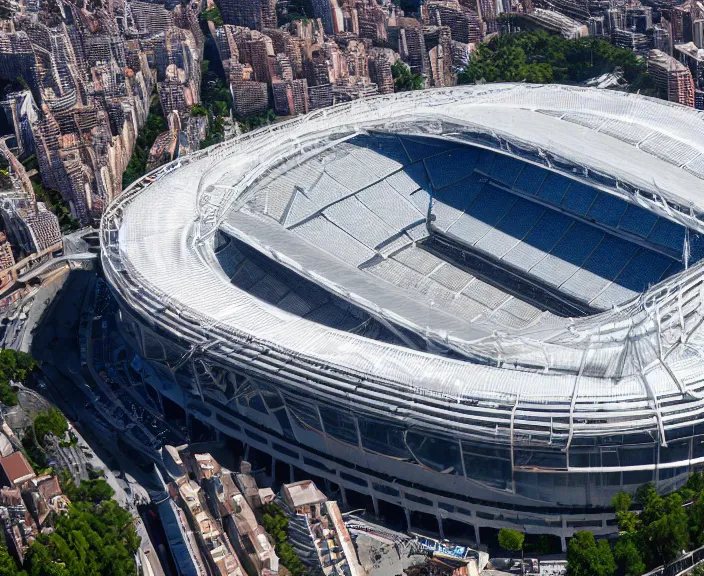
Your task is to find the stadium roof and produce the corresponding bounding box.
[104,84,704,440]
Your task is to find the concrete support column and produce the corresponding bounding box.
[271,456,276,485]
[473,524,481,545]
[561,535,567,553]
[437,514,445,540]
[371,494,380,518]
[243,444,250,462]
[405,508,412,532]
[340,485,348,508]
[289,463,295,483]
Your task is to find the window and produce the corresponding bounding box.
[373,483,400,497]
[659,440,690,464]
[285,396,323,432]
[258,382,284,411]
[462,442,511,488]
[321,407,359,445]
[514,449,567,469]
[405,493,433,507]
[407,432,463,475]
[358,416,410,459]
[340,471,367,487]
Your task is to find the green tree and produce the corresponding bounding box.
[566,531,616,576]
[24,482,138,576]
[0,544,26,576]
[612,492,640,533]
[642,493,689,566]
[200,5,223,26]
[261,503,307,576]
[457,30,649,93]
[33,409,68,444]
[498,528,524,554]
[613,536,645,576]
[391,60,424,91]
[499,528,525,574]
[61,478,114,505]
[0,349,37,407]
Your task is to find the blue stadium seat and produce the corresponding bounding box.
[434,173,486,211]
[581,236,639,280]
[474,149,495,175]
[537,173,572,205]
[586,193,628,228]
[464,185,518,227]
[560,182,598,215]
[489,155,525,187]
[550,222,604,265]
[399,136,460,162]
[424,148,479,190]
[618,204,658,238]
[520,210,574,252]
[513,164,547,196]
[648,218,686,252]
[614,250,676,292]
[495,199,545,239]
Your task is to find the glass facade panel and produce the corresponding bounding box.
[285,396,324,432]
[258,382,284,411]
[659,439,691,464]
[620,444,656,466]
[407,432,463,475]
[623,469,653,486]
[321,407,359,445]
[462,442,512,489]
[569,449,600,468]
[693,435,704,459]
[358,416,411,459]
[514,449,567,469]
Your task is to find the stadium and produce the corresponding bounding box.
[101,84,704,549]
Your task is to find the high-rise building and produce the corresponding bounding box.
[648,49,696,107]
[272,79,309,116]
[219,0,276,31]
[675,42,704,90]
[230,64,269,118]
[308,83,333,110]
[368,49,395,95]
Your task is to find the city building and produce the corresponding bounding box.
[648,49,696,107]
[102,84,704,550]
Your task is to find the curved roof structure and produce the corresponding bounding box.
[102,84,704,453]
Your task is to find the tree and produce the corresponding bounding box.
[0,349,38,407]
[33,409,68,444]
[612,492,640,533]
[643,493,689,566]
[499,528,524,554]
[613,536,645,576]
[261,503,307,576]
[24,483,139,576]
[499,528,525,574]
[61,478,114,505]
[566,531,616,576]
[200,5,223,26]
[391,60,424,92]
[0,544,26,576]
[456,30,649,92]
